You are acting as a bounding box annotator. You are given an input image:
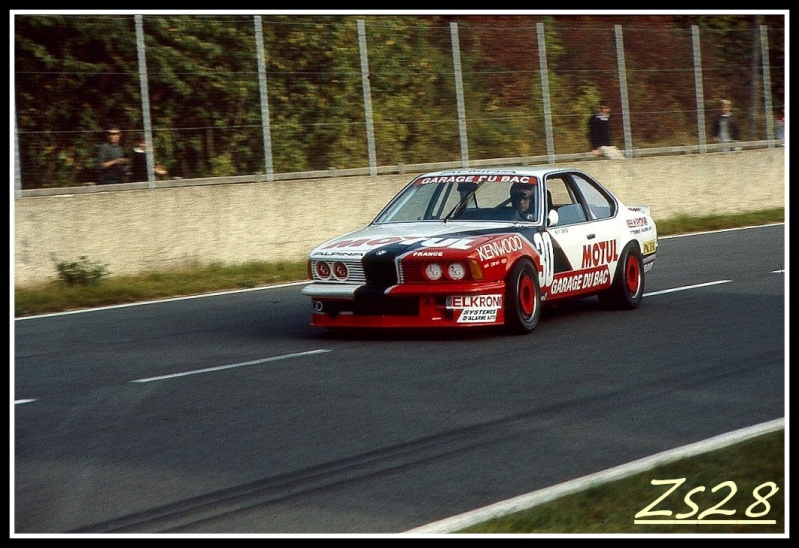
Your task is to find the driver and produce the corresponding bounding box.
[509,183,535,221]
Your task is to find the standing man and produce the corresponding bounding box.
[97,126,129,184]
[130,136,167,182]
[587,100,624,159]
[711,99,740,151]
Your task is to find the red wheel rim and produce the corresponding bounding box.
[625,255,641,295]
[519,274,536,316]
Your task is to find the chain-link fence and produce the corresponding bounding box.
[13,14,786,193]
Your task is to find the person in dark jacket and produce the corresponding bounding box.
[587,100,612,155]
[587,100,625,159]
[97,126,129,184]
[130,136,167,182]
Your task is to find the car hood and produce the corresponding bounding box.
[309,221,522,259]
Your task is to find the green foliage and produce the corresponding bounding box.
[14,14,785,188]
[209,152,236,177]
[50,254,110,285]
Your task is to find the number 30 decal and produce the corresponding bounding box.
[532,232,554,288]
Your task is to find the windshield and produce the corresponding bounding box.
[374,173,541,224]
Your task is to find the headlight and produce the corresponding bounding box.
[447,262,466,280]
[314,261,332,280]
[424,262,443,280]
[332,261,349,280]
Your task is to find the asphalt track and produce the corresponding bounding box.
[13,224,786,535]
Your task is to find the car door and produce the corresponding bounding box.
[541,171,623,300]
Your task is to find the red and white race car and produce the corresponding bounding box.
[302,167,657,334]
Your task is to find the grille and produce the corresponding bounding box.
[363,256,399,286]
[399,261,425,283]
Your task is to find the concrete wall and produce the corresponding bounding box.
[14,149,785,287]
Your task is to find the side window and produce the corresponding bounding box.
[572,173,615,220]
[545,176,570,208]
[545,175,587,225]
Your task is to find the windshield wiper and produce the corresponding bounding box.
[444,182,482,220]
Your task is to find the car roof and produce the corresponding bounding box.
[414,166,581,179]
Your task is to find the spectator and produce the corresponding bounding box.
[587,100,625,159]
[775,108,785,146]
[130,136,167,182]
[711,99,740,151]
[97,126,129,184]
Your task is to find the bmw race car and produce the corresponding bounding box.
[302,167,657,334]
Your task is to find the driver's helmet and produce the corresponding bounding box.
[509,183,534,205]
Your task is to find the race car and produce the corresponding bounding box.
[302,167,657,334]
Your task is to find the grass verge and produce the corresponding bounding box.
[458,429,784,535]
[14,208,784,318]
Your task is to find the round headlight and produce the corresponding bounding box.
[332,261,349,280]
[314,261,331,280]
[424,262,443,280]
[448,262,466,280]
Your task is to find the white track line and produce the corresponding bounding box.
[644,279,731,297]
[405,418,785,534]
[129,349,331,383]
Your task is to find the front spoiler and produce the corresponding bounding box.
[307,282,508,329]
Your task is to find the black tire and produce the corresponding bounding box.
[505,258,542,334]
[599,242,645,310]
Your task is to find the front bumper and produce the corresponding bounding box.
[304,281,507,328]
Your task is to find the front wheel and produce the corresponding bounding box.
[505,259,542,334]
[599,243,645,310]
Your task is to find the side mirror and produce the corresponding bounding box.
[547,209,559,227]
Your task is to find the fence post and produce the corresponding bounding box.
[357,20,377,177]
[254,16,274,181]
[14,111,22,198]
[691,26,707,154]
[135,15,156,189]
[536,23,555,164]
[614,25,633,158]
[450,22,469,168]
[760,25,775,145]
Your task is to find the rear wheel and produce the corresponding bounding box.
[505,259,541,334]
[599,243,644,309]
